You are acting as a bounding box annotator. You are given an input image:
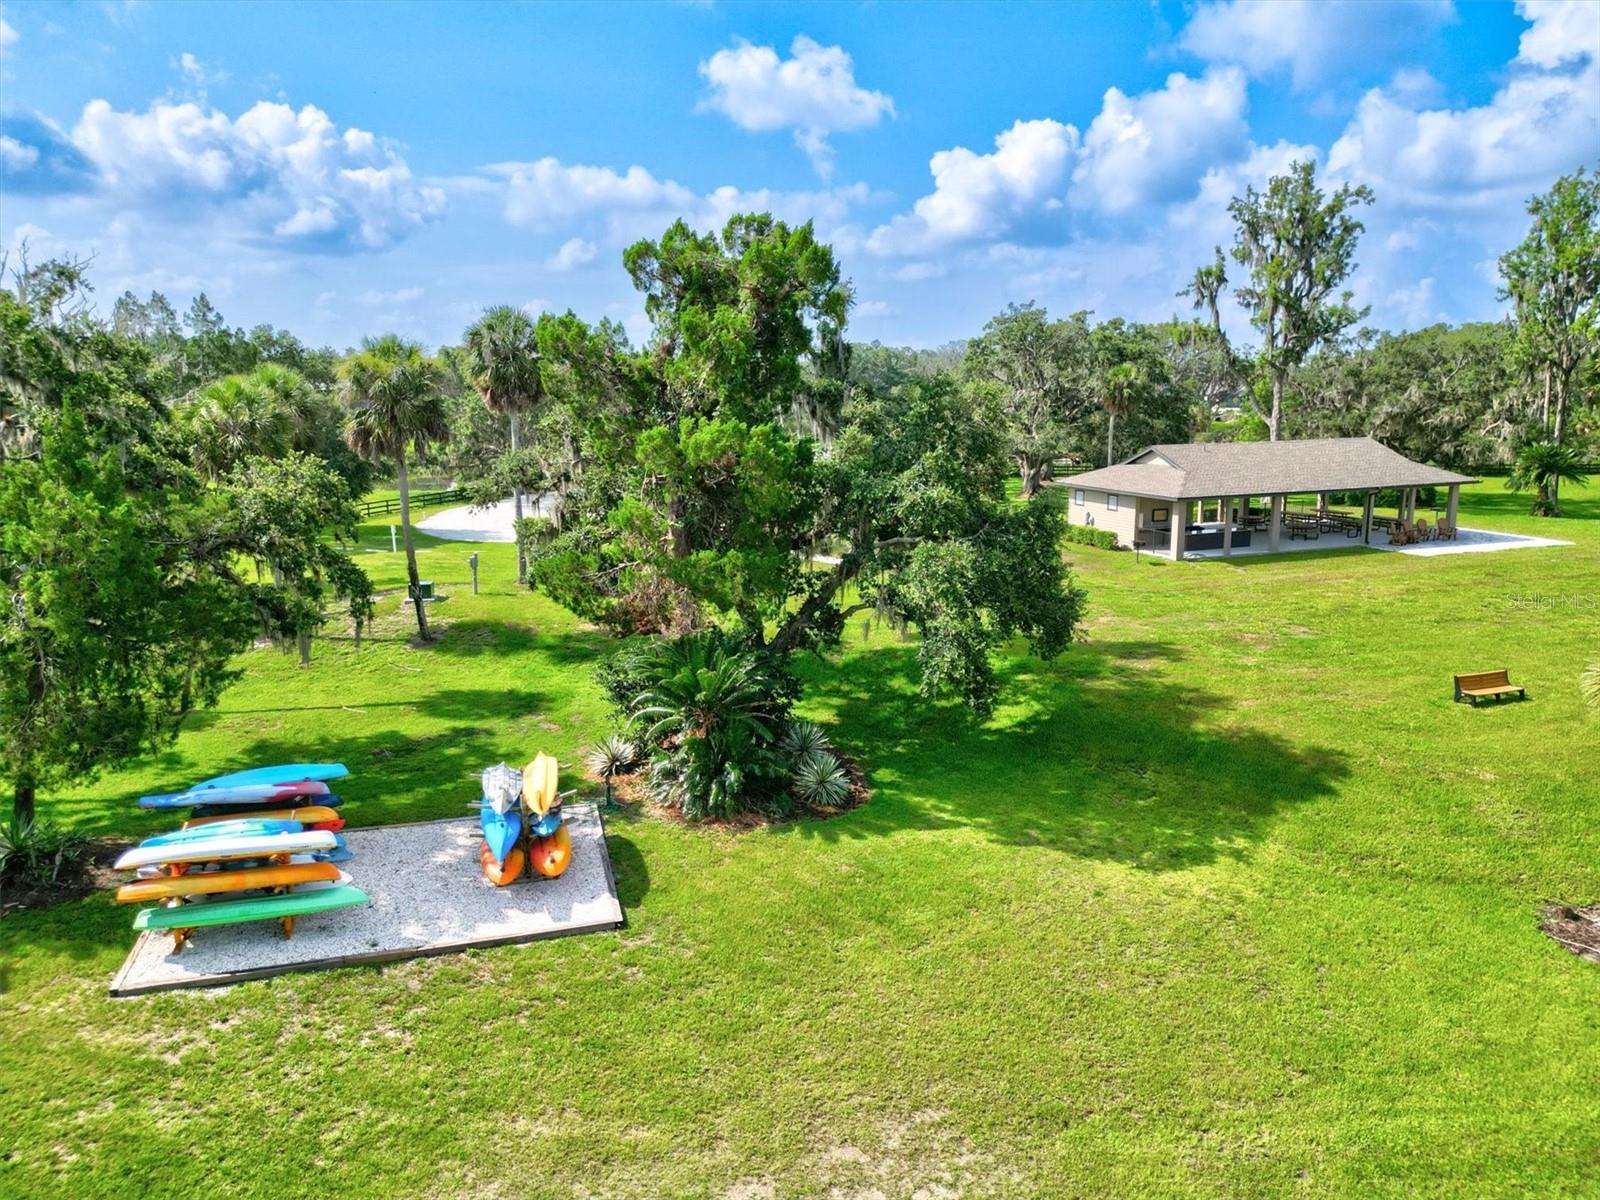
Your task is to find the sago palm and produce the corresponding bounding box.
[462,306,545,584]
[626,634,782,819]
[340,335,450,641]
[1506,440,1589,516]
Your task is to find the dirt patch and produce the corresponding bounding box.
[1540,903,1600,963]
[0,837,128,916]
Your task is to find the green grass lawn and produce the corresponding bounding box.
[2,484,1597,1198]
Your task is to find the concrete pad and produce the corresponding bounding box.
[1183,524,1572,560]
[109,805,623,996]
[416,494,554,543]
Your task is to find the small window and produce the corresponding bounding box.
[1073,489,1085,505]
[1107,494,1119,511]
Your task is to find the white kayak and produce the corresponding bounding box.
[114,831,338,871]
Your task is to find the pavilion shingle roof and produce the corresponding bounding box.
[1058,437,1476,500]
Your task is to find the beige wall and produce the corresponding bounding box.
[1068,487,1139,547]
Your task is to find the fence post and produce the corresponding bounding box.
[390,525,397,553]
[469,552,479,595]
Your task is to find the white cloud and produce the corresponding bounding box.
[892,261,947,282]
[491,158,695,232]
[1325,18,1599,213]
[1071,68,1250,213]
[176,51,226,86]
[546,236,598,271]
[1179,0,1455,89]
[1386,275,1446,327]
[854,299,896,318]
[0,134,39,169]
[357,286,422,305]
[58,97,445,251]
[699,35,893,178]
[489,156,870,249]
[868,118,1079,254]
[1515,0,1600,68]
[2,17,19,50]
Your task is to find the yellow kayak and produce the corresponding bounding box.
[521,753,560,817]
[115,862,341,904]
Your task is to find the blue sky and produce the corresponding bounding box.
[2,0,1596,351]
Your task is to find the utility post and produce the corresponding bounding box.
[468,552,480,595]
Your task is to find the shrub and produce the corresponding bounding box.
[791,748,851,809]
[624,631,793,820]
[1063,523,1119,550]
[0,814,90,891]
[584,734,639,808]
[781,719,832,758]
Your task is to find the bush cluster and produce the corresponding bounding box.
[594,631,853,821]
[1063,523,1120,550]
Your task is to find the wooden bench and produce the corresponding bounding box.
[1453,669,1526,706]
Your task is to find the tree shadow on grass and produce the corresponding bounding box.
[788,638,1349,872]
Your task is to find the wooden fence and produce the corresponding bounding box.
[355,488,470,519]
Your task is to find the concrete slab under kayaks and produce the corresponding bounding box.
[109,805,624,996]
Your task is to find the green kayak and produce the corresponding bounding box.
[134,884,369,931]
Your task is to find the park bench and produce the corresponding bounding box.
[1453,669,1526,706]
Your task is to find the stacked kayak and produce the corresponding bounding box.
[119,763,367,951]
[478,753,572,886]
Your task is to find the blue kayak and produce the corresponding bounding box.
[141,819,303,847]
[480,804,521,864]
[188,763,349,791]
[530,809,561,838]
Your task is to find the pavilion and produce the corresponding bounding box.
[1056,437,1479,560]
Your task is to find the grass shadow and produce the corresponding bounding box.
[790,637,1349,872]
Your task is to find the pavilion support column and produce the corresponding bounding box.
[1317,491,1327,511]
[1405,487,1416,522]
[1361,492,1374,544]
[1170,503,1186,561]
[1446,483,1460,528]
[1222,499,1234,557]
[1268,495,1284,552]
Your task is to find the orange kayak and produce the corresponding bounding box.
[530,825,572,878]
[481,845,525,887]
[115,861,340,904]
[185,805,343,831]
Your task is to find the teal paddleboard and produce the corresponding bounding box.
[189,763,349,791]
[133,884,369,931]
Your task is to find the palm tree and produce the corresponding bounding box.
[462,306,545,584]
[1098,361,1145,467]
[1180,246,1229,334]
[1505,440,1589,515]
[340,335,450,641]
[187,372,296,479]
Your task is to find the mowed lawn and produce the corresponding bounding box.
[2,482,1597,1198]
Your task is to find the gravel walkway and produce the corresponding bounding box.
[110,806,623,995]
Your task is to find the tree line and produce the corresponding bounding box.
[1,157,1593,825]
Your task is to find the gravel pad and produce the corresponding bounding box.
[109,806,623,996]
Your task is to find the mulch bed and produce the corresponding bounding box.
[0,838,129,917]
[1540,903,1600,964]
[603,748,873,831]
